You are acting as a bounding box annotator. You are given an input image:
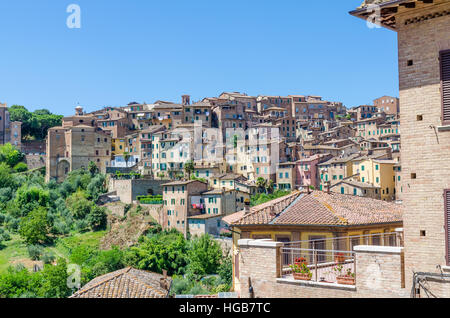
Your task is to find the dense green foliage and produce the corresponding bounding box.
[8,105,63,141]
[0,165,231,298]
[184,160,194,178]
[0,228,11,248]
[256,177,275,194]
[0,143,24,168]
[19,207,49,245]
[136,195,163,204]
[0,260,71,298]
[251,190,292,207]
[0,143,27,174]
[0,167,108,246]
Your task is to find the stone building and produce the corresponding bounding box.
[0,102,22,149]
[45,106,112,182]
[351,0,450,297]
[162,180,208,237]
[374,95,400,117]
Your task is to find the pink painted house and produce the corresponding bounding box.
[295,154,331,189]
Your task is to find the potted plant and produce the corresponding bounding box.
[290,259,312,281]
[332,265,356,285]
[334,252,346,264]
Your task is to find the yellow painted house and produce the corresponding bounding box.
[222,190,403,294]
[352,158,396,201]
[112,138,126,156]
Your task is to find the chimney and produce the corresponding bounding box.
[182,95,191,106]
[160,278,167,290]
[160,270,169,290]
[244,198,251,215]
[269,206,276,217]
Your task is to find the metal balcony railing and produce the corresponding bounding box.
[281,248,356,285]
[283,232,402,251]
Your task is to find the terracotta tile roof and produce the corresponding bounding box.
[231,192,302,226]
[222,210,246,225]
[161,180,207,186]
[70,267,171,298]
[334,179,380,189]
[215,173,247,181]
[230,191,402,227]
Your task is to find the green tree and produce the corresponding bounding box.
[265,180,275,194]
[0,227,11,248]
[13,162,28,172]
[19,207,49,245]
[66,190,93,220]
[124,230,188,276]
[123,152,131,168]
[256,177,267,193]
[0,266,36,298]
[9,105,32,137]
[8,105,62,141]
[218,256,233,287]
[14,185,49,217]
[38,259,71,298]
[186,234,222,279]
[184,160,194,179]
[88,161,98,176]
[86,174,106,201]
[29,111,63,140]
[0,143,24,168]
[0,163,15,189]
[87,206,107,231]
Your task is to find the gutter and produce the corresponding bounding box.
[233,221,403,229]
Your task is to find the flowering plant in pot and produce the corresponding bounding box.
[334,252,346,264]
[294,257,307,266]
[290,262,312,281]
[332,265,355,285]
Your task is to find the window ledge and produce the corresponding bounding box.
[437,125,450,132]
[276,278,357,291]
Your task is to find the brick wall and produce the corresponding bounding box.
[396,2,450,294]
[354,246,408,298]
[237,239,408,298]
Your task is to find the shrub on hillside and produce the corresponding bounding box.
[27,245,44,261]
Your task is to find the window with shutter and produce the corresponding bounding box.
[445,189,450,266]
[440,50,450,125]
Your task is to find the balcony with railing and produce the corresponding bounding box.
[281,248,355,285]
[279,232,402,287]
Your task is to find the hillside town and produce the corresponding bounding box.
[2,91,403,230]
[0,0,449,300]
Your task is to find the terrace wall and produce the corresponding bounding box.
[109,179,167,204]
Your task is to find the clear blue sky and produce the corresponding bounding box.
[0,0,399,116]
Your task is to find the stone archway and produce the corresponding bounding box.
[57,160,70,182]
